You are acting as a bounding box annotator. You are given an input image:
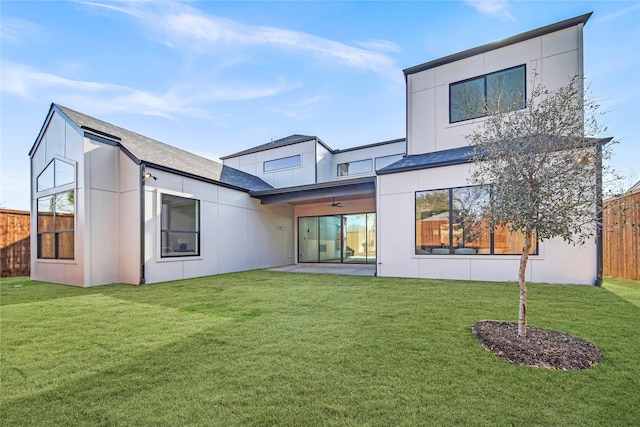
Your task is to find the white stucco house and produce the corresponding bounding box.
[30,12,606,287]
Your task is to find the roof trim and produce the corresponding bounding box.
[333,138,406,154]
[220,135,332,160]
[143,162,253,194]
[404,12,592,76]
[250,176,375,205]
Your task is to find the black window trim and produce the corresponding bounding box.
[263,154,302,173]
[414,184,539,256]
[160,193,201,258]
[449,64,527,124]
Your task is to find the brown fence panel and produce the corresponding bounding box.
[603,190,640,281]
[0,209,31,277]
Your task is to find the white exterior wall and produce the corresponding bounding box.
[316,143,334,183]
[376,164,597,285]
[117,152,141,285]
[30,112,86,286]
[332,140,406,180]
[223,140,317,188]
[84,138,120,286]
[142,169,294,284]
[407,25,584,155]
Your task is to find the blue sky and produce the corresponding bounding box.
[1,0,638,210]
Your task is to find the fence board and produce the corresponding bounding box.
[603,190,640,281]
[1,209,31,277]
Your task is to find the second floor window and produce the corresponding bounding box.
[450,65,526,123]
[337,159,372,177]
[263,155,301,172]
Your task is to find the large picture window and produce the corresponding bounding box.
[450,65,526,123]
[37,190,75,259]
[161,194,200,257]
[416,185,536,255]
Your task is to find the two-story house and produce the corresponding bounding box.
[29,12,603,286]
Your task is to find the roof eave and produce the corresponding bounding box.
[404,12,593,76]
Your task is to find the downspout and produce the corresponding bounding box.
[594,141,603,286]
[139,163,146,285]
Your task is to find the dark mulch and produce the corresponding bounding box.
[472,320,602,370]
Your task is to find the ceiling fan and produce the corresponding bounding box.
[331,197,342,207]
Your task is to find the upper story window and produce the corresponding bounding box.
[449,65,526,123]
[161,194,200,258]
[37,158,75,191]
[264,155,301,172]
[337,159,372,177]
[375,154,404,170]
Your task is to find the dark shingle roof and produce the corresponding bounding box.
[52,104,272,192]
[377,146,474,175]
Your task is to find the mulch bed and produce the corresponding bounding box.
[472,320,602,370]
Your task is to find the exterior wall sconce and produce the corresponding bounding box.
[142,172,157,180]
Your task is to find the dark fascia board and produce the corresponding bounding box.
[250,176,375,204]
[404,12,593,77]
[29,103,86,157]
[332,138,406,154]
[220,135,332,160]
[142,162,253,194]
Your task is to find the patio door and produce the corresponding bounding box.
[298,213,375,264]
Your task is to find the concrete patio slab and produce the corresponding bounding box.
[266,263,376,276]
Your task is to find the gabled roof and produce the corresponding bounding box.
[377,146,474,175]
[220,134,327,159]
[36,104,272,192]
[404,12,592,76]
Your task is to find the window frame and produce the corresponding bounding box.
[37,190,75,260]
[263,155,302,173]
[160,193,201,258]
[337,159,373,177]
[415,185,538,256]
[449,64,526,123]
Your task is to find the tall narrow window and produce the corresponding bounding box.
[161,194,200,257]
[37,190,75,259]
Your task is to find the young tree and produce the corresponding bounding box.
[467,75,614,336]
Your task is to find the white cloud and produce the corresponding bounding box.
[0,18,43,44]
[465,0,515,21]
[1,62,298,119]
[82,1,399,77]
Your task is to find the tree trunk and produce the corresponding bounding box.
[518,232,533,337]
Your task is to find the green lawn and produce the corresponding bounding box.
[1,272,638,426]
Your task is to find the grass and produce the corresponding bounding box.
[1,272,639,426]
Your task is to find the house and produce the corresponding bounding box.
[29,12,603,286]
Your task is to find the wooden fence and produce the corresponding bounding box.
[603,189,640,281]
[1,209,31,277]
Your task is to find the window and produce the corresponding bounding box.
[161,194,200,257]
[375,154,404,170]
[37,159,75,191]
[450,65,525,123]
[415,185,536,255]
[264,155,301,172]
[37,190,75,259]
[337,159,372,177]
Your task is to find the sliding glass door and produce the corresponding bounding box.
[298,213,376,264]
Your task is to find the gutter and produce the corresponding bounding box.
[594,141,603,286]
[139,163,146,285]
